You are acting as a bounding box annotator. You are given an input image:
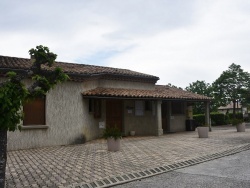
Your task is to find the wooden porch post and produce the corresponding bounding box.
[156,100,163,136]
[205,101,211,131]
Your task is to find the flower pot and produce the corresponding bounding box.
[197,127,209,138]
[236,123,245,132]
[107,138,121,152]
[130,131,135,136]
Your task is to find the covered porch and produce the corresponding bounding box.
[82,85,212,136]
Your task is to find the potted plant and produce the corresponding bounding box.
[103,126,122,152]
[197,124,209,138]
[232,118,245,132]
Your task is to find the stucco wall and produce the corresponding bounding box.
[123,100,157,136]
[99,79,155,90]
[7,80,103,151]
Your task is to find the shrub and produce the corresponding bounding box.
[227,113,244,124]
[231,118,243,126]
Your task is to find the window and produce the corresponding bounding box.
[171,101,185,115]
[23,97,46,125]
[135,101,144,116]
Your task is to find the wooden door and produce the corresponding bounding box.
[106,100,123,131]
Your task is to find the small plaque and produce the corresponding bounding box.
[99,122,105,129]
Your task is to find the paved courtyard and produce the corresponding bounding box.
[5,126,250,188]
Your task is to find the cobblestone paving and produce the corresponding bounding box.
[5,127,250,187]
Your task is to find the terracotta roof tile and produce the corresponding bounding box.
[0,55,158,81]
[82,85,211,100]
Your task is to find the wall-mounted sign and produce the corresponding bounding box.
[99,122,105,129]
[127,109,133,114]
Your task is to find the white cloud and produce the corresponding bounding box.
[106,0,250,87]
[1,0,250,88]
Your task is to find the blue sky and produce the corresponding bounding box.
[1,0,250,88]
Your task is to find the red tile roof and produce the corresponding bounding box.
[0,55,159,82]
[82,85,211,100]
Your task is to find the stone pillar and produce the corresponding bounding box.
[156,100,163,136]
[205,101,211,131]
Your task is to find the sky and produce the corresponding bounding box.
[1,0,250,88]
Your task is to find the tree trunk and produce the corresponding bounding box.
[0,130,7,188]
[232,100,236,119]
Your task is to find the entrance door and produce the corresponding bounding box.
[106,100,123,131]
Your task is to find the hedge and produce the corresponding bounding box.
[193,114,205,126]
[193,112,227,126]
[211,112,227,125]
[193,112,245,126]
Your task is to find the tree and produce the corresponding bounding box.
[0,45,68,187]
[212,63,250,118]
[185,80,214,114]
[241,88,250,107]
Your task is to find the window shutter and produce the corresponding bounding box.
[23,97,46,125]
